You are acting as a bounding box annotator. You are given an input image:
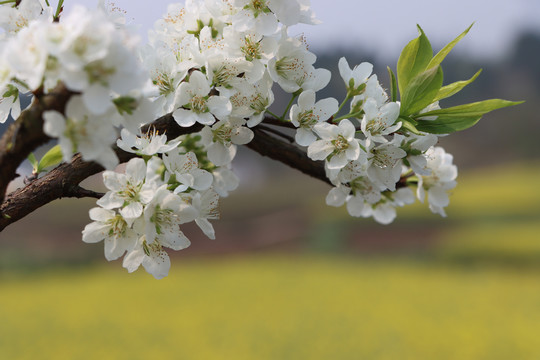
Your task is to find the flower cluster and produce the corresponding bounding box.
[0,0,150,168]
[303,58,457,224]
[0,0,517,278]
[83,138,222,279]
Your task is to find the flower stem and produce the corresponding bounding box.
[334,92,352,118]
[54,0,64,21]
[265,110,281,120]
[280,92,300,121]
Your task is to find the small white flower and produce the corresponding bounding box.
[142,185,198,248]
[338,57,373,95]
[163,151,213,192]
[350,75,389,111]
[232,0,278,36]
[122,235,171,280]
[268,29,330,93]
[82,207,138,261]
[228,74,274,127]
[365,138,407,191]
[43,96,118,169]
[97,157,158,224]
[190,188,220,239]
[360,99,401,143]
[117,128,182,156]
[200,118,254,166]
[173,70,232,127]
[290,90,338,146]
[308,119,360,170]
[211,165,240,197]
[417,147,457,217]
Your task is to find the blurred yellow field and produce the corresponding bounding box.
[2,255,540,360]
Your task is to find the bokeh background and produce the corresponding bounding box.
[1,0,540,359]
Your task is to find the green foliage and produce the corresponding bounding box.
[113,96,138,115]
[397,25,433,97]
[434,69,482,102]
[414,99,524,134]
[400,65,443,115]
[394,24,522,134]
[28,145,64,175]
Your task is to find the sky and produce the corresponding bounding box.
[65,0,540,61]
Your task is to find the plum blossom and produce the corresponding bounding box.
[173,70,232,127]
[338,57,373,95]
[162,151,214,192]
[200,117,254,166]
[308,119,360,170]
[268,29,330,93]
[117,128,182,156]
[417,147,458,216]
[360,99,401,143]
[82,207,137,261]
[290,90,339,146]
[97,157,159,224]
[43,96,119,169]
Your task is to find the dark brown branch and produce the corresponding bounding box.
[0,116,203,231]
[0,84,73,205]
[1,107,332,231]
[246,127,331,186]
[257,124,295,143]
[261,117,296,129]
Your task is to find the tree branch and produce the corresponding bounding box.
[0,84,73,205]
[0,108,333,230]
[246,127,331,186]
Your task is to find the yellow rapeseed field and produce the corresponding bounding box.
[2,255,540,360]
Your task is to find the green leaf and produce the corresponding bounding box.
[113,96,138,115]
[397,25,433,97]
[427,23,474,69]
[434,69,482,102]
[416,116,482,134]
[37,145,63,173]
[413,99,524,119]
[400,119,422,135]
[400,66,444,116]
[27,153,38,174]
[387,66,397,103]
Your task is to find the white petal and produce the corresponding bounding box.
[295,128,316,147]
[373,203,396,224]
[82,84,111,115]
[208,143,236,166]
[173,108,196,127]
[307,140,333,161]
[428,186,450,207]
[82,222,108,243]
[208,96,232,119]
[122,248,145,273]
[326,186,349,207]
[142,250,171,279]
[231,127,254,145]
[125,158,147,184]
[327,152,348,170]
[120,201,143,220]
[346,196,365,217]
[195,218,215,239]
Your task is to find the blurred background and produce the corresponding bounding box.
[1,0,540,359]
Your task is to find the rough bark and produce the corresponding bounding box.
[0,100,331,231]
[0,84,73,205]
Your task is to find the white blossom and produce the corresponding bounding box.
[290,90,338,146]
[308,119,360,170]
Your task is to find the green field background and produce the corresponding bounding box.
[1,163,540,359]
